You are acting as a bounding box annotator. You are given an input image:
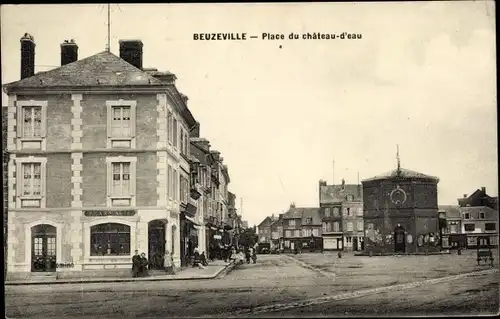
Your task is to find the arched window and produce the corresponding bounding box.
[90,223,131,256]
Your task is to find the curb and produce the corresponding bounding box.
[215,261,238,279]
[223,268,499,316]
[284,255,335,279]
[5,263,233,286]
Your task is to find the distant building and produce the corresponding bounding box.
[438,205,461,249]
[270,214,284,251]
[319,179,363,251]
[281,204,322,252]
[257,215,277,244]
[459,187,498,248]
[362,161,440,255]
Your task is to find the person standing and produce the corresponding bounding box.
[164,250,175,275]
[139,252,149,277]
[131,250,141,278]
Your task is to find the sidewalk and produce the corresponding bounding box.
[5,260,235,286]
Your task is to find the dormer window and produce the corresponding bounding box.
[346,195,354,201]
[479,212,485,219]
[464,212,470,220]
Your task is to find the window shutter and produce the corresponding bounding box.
[130,161,136,196]
[41,105,48,138]
[106,162,112,197]
[130,103,136,138]
[16,105,23,138]
[41,162,47,200]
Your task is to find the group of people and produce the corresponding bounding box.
[229,245,258,265]
[131,249,175,278]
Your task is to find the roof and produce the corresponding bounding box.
[459,206,498,215]
[438,205,461,219]
[258,216,275,228]
[362,167,439,183]
[3,51,164,92]
[300,208,322,225]
[320,184,362,204]
[282,207,322,225]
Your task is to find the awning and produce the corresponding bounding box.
[185,215,200,226]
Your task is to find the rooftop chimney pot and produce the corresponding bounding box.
[20,33,36,79]
[60,39,78,66]
[119,40,143,70]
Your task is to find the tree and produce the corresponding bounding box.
[238,227,258,247]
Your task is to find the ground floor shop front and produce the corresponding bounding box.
[6,207,183,280]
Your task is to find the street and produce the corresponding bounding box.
[5,253,499,318]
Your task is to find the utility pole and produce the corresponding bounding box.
[106,4,111,52]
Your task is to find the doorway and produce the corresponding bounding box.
[394,226,406,253]
[31,224,57,272]
[353,237,359,251]
[148,220,166,270]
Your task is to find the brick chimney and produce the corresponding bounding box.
[481,187,486,193]
[119,40,143,69]
[463,194,467,198]
[20,33,35,79]
[60,39,78,66]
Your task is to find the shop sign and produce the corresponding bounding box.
[84,210,136,217]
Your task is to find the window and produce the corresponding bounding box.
[173,169,178,200]
[285,230,292,237]
[479,212,485,219]
[306,217,312,224]
[180,128,184,154]
[17,100,48,150]
[90,223,131,256]
[167,111,173,144]
[106,100,137,148]
[294,230,300,237]
[106,157,136,207]
[356,207,363,216]
[464,224,475,232]
[324,208,331,217]
[467,236,477,246]
[322,222,327,232]
[450,224,458,234]
[333,221,340,232]
[347,208,351,216]
[16,157,47,208]
[485,223,496,231]
[357,220,363,231]
[173,118,178,148]
[302,229,311,237]
[289,219,296,227]
[346,237,352,243]
[333,207,340,217]
[184,132,189,156]
[464,212,470,219]
[23,107,42,138]
[347,222,353,232]
[312,228,319,237]
[343,208,349,216]
[180,176,189,204]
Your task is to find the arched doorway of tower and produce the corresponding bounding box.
[394,224,406,253]
[31,224,57,272]
[148,220,167,270]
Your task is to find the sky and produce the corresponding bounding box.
[1,2,497,227]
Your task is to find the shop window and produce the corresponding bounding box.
[485,223,496,231]
[90,223,131,256]
[464,224,475,232]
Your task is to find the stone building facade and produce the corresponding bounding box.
[362,165,440,255]
[4,34,198,279]
[319,179,364,251]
